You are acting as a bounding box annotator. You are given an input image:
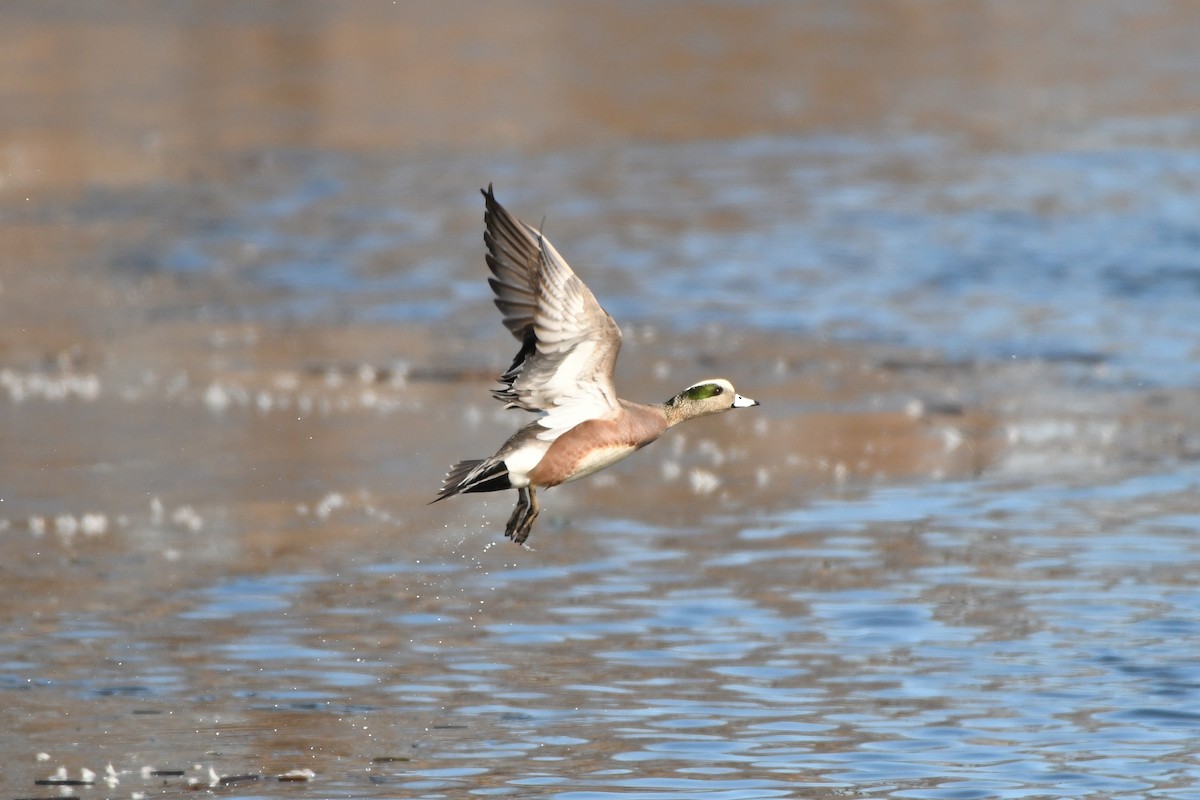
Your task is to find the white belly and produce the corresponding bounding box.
[560,444,638,484]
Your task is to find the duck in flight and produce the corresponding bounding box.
[434,186,759,544]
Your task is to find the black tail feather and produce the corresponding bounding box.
[431,458,512,503]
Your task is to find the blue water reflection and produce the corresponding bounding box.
[163,136,1200,386]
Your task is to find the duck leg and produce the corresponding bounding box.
[517,487,541,544]
[505,488,529,540]
[505,486,541,544]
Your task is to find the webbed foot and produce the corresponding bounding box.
[504,486,541,544]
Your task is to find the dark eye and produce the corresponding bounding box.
[712,385,724,396]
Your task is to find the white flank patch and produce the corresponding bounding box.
[504,440,551,487]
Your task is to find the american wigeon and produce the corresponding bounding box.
[434,186,759,544]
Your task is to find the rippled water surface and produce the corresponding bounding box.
[7,468,1200,797]
[3,2,1200,798]
[159,138,1200,385]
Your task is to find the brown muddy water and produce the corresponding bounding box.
[4,2,1200,798]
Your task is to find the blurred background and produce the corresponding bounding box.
[3,2,1200,797]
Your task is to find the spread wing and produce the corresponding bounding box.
[481,185,623,439]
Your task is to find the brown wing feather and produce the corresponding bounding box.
[480,186,623,418]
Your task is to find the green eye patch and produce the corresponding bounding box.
[683,382,724,401]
